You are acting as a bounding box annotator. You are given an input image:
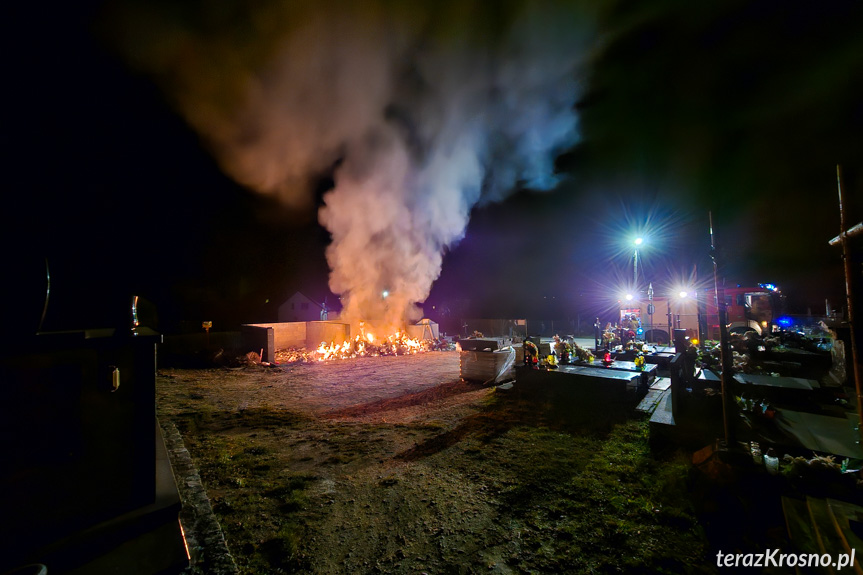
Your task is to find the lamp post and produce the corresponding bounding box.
[647,283,655,344]
[633,237,643,288]
[666,298,672,340]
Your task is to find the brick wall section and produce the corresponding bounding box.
[159,420,238,575]
[244,322,306,348]
[244,321,351,352]
[273,322,307,347]
[306,321,350,348]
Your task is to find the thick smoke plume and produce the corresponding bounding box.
[110,0,594,332]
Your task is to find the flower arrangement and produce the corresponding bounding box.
[554,340,573,363]
[574,343,594,363]
[523,341,539,365]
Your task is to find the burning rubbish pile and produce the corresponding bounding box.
[274,331,453,365]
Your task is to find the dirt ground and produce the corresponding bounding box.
[156,351,713,574]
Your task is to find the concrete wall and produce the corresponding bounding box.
[306,321,350,348]
[275,322,307,348]
[243,321,351,357]
[245,322,305,349]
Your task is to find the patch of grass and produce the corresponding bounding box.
[571,428,706,571]
[323,453,353,465]
[169,376,713,574]
[175,406,309,435]
[209,471,317,574]
[379,474,399,486]
[258,521,306,570]
[454,418,713,574]
[421,420,449,430]
[176,420,318,574]
[265,474,316,514]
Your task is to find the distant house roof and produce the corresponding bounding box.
[279,291,322,308]
[277,291,341,322]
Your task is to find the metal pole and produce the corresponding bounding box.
[710,212,733,445]
[667,299,672,342]
[647,282,654,345]
[694,265,704,349]
[594,317,601,351]
[634,248,639,288]
[836,165,863,442]
[696,294,704,348]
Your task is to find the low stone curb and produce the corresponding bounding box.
[160,420,239,575]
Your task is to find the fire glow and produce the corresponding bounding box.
[314,330,424,361]
[274,328,450,365]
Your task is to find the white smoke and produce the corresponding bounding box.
[109,0,595,332]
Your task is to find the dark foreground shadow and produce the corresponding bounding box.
[394,388,634,462]
[322,378,481,419]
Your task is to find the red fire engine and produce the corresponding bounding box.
[620,284,780,344]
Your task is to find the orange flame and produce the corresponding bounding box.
[313,330,427,361]
[273,330,452,364]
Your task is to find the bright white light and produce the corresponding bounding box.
[382,290,389,299]
[625,293,634,301]
[679,291,689,299]
[634,237,643,246]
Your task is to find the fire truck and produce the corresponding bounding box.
[619,284,780,344]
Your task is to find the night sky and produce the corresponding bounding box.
[3,0,862,334]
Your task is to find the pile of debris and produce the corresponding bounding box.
[273,335,454,365]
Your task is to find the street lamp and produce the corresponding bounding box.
[647,283,655,344]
